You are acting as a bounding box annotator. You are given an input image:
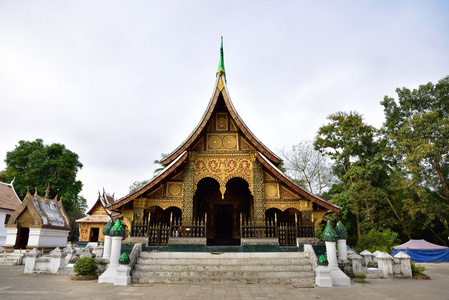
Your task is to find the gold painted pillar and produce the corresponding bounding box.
[252,161,265,226]
[182,158,195,226]
[133,198,146,222]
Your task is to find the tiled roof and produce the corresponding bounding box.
[0,182,21,211]
[161,75,282,167]
[107,151,188,210]
[76,215,110,223]
[256,152,341,212]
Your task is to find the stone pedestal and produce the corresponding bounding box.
[103,235,111,259]
[360,250,373,267]
[394,252,412,279]
[114,265,131,285]
[49,247,67,274]
[377,252,393,278]
[326,241,350,286]
[96,244,104,258]
[347,251,363,276]
[337,239,347,261]
[98,236,121,283]
[63,244,76,264]
[315,266,332,287]
[24,248,42,274]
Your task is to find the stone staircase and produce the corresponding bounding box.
[132,251,315,284]
[0,249,26,266]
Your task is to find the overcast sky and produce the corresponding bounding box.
[1,1,448,209]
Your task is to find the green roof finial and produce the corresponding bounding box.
[217,36,225,76]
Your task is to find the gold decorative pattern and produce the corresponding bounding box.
[240,137,254,151]
[223,136,237,149]
[167,182,183,197]
[216,113,228,131]
[146,199,183,210]
[193,155,254,197]
[208,135,222,149]
[263,171,275,181]
[229,120,237,131]
[252,163,265,225]
[182,161,195,226]
[282,187,299,199]
[265,201,302,212]
[207,134,238,151]
[264,183,279,198]
[171,171,184,181]
[207,120,214,131]
[192,138,204,151]
[148,185,164,197]
[217,77,224,91]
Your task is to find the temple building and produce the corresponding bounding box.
[76,189,120,247]
[107,39,341,247]
[4,188,70,252]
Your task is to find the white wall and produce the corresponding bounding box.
[0,209,13,252]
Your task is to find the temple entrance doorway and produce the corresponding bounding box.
[194,177,252,246]
[214,205,233,239]
[90,228,99,242]
[15,227,29,250]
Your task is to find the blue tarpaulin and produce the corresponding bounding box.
[392,239,449,263]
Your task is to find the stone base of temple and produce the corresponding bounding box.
[241,238,278,245]
[169,237,206,245]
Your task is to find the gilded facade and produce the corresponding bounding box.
[107,41,341,245]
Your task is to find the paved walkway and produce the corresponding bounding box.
[0,263,448,299]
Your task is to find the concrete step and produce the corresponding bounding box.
[132,270,314,278]
[134,263,312,272]
[132,274,315,284]
[139,251,308,259]
[132,251,315,284]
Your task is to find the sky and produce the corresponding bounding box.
[1,1,448,209]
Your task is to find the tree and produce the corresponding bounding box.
[314,112,391,240]
[381,76,449,243]
[280,140,335,195]
[1,139,84,213]
[153,153,169,176]
[381,76,449,202]
[129,180,150,194]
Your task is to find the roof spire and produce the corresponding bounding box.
[216,36,225,76]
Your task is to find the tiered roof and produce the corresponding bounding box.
[76,189,118,224]
[108,39,341,213]
[7,188,70,229]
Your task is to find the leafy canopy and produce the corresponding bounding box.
[1,139,84,213]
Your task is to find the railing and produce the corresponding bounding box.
[132,212,314,246]
[131,213,207,246]
[297,225,315,238]
[240,214,277,238]
[278,223,297,246]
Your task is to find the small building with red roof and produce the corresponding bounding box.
[76,189,120,246]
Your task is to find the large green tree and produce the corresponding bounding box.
[381,76,449,243]
[0,139,85,213]
[381,76,449,202]
[314,112,392,241]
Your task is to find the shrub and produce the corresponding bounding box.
[74,257,98,276]
[355,271,367,280]
[410,261,427,277]
[354,229,400,253]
